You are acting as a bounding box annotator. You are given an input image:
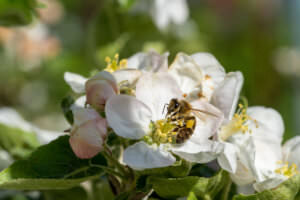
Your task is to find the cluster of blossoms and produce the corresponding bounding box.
[64,51,300,194]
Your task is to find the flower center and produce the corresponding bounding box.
[275,161,299,178]
[144,119,177,145]
[219,104,259,141]
[118,80,136,96]
[104,53,127,73]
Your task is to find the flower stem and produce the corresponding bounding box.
[221,178,232,200]
[63,166,90,179]
[103,144,129,177]
[89,162,125,179]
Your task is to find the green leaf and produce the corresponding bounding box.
[148,170,228,199]
[0,0,37,26]
[0,123,40,159]
[0,136,107,190]
[61,96,75,125]
[43,186,88,200]
[187,192,198,200]
[114,192,130,200]
[233,175,300,200]
[136,159,192,178]
[92,179,115,200]
[118,0,136,10]
[189,163,217,178]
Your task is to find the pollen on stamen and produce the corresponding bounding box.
[198,92,204,98]
[183,93,187,98]
[219,103,259,141]
[104,53,128,73]
[275,161,299,178]
[146,119,176,145]
[205,75,211,80]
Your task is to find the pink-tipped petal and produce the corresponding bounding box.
[69,136,102,159]
[85,80,116,108]
[70,108,107,159]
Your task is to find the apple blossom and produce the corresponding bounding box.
[69,107,107,159]
[251,134,300,192]
[105,72,224,170]
[214,104,300,192]
[105,51,246,171]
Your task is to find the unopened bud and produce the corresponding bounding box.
[85,71,118,109]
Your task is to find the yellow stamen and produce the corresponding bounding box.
[219,104,259,141]
[145,119,177,145]
[104,53,128,73]
[275,161,299,178]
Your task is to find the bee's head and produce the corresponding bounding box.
[167,98,180,113]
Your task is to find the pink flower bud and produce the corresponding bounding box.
[85,71,118,108]
[69,108,107,159]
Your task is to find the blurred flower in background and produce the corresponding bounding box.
[132,0,189,31]
[274,47,300,77]
[37,0,64,25]
[0,23,60,70]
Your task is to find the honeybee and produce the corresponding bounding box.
[165,98,218,144]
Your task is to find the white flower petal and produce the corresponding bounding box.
[113,69,142,85]
[71,96,86,109]
[88,71,118,93]
[230,162,255,186]
[123,142,176,170]
[169,53,203,96]
[230,133,282,184]
[211,72,244,120]
[171,140,223,163]
[252,137,282,182]
[136,73,181,121]
[282,136,300,167]
[236,185,255,195]
[253,177,287,192]
[64,72,87,93]
[189,99,224,142]
[247,106,285,141]
[229,134,258,182]
[105,95,152,139]
[72,107,99,126]
[217,142,238,173]
[127,51,168,72]
[191,53,226,100]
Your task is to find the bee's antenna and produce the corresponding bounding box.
[162,104,169,115]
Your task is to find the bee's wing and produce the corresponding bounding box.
[191,109,219,122]
[191,110,206,122]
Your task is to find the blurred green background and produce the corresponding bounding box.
[0,0,299,140]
